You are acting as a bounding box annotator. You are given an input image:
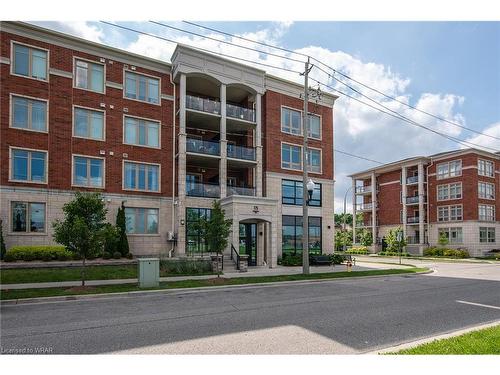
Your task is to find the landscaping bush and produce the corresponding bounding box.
[281,253,302,266]
[424,247,469,258]
[102,252,112,260]
[112,251,122,259]
[378,251,410,257]
[4,245,72,262]
[160,258,213,275]
[346,246,369,255]
[329,253,345,265]
[125,252,134,259]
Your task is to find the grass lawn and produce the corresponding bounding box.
[0,265,214,284]
[0,267,427,300]
[389,324,500,354]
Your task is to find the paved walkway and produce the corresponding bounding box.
[0,261,411,290]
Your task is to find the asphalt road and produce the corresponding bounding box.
[1,265,499,354]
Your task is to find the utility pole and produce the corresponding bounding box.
[302,57,312,275]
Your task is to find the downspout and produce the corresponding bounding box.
[169,72,176,258]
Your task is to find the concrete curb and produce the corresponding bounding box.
[0,268,432,306]
[365,319,500,354]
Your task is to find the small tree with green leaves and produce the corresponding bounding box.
[385,227,406,252]
[198,200,232,276]
[0,219,6,260]
[53,192,107,286]
[438,232,449,248]
[358,229,373,247]
[335,229,353,251]
[116,202,130,256]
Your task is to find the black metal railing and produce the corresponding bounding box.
[231,243,240,270]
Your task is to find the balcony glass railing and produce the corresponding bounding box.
[227,185,256,196]
[186,95,221,115]
[406,196,420,204]
[407,216,420,224]
[355,185,372,194]
[186,137,220,156]
[356,203,373,211]
[406,175,419,184]
[186,182,220,198]
[226,103,255,122]
[227,144,256,161]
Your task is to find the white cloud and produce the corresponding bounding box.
[49,21,104,43]
[463,122,500,151]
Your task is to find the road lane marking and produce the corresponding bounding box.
[456,300,500,310]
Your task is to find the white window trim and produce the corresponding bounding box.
[280,142,323,175]
[72,105,106,142]
[124,206,160,236]
[122,114,161,149]
[479,227,496,243]
[280,105,322,140]
[10,40,50,82]
[71,154,106,189]
[437,204,463,222]
[478,181,495,200]
[9,93,49,133]
[123,69,161,106]
[436,159,462,180]
[438,227,464,244]
[478,204,496,222]
[122,159,161,193]
[8,200,48,236]
[436,182,463,202]
[72,56,106,94]
[9,146,48,184]
[307,146,323,175]
[478,158,495,178]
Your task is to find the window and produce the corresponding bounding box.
[308,114,321,139]
[478,182,495,200]
[74,59,104,93]
[186,208,212,253]
[282,215,322,256]
[438,205,462,222]
[73,107,104,140]
[124,116,160,148]
[124,162,159,192]
[11,202,46,233]
[439,227,463,244]
[436,160,462,179]
[282,143,302,170]
[73,156,104,188]
[307,148,322,173]
[282,179,321,207]
[124,71,159,104]
[124,207,158,234]
[281,107,301,135]
[479,204,495,221]
[11,148,47,183]
[11,95,47,132]
[437,183,462,201]
[479,227,496,243]
[12,43,48,80]
[478,159,494,177]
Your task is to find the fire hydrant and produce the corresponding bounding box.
[346,261,352,272]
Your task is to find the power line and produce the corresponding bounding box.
[334,149,383,164]
[183,20,500,142]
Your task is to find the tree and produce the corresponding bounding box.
[53,192,107,286]
[358,229,373,247]
[385,227,406,252]
[116,202,130,256]
[198,200,232,276]
[335,229,352,251]
[102,223,119,256]
[0,219,6,260]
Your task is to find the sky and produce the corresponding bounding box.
[32,21,500,212]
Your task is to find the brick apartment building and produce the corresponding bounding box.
[0,22,337,267]
[349,149,500,256]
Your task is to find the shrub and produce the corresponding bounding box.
[4,245,72,262]
[112,251,122,259]
[378,251,410,257]
[424,247,469,258]
[125,252,134,259]
[329,253,345,264]
[346,246,369,255]
[102,223,119,256]
[103,252,112,260]
[160,258,213,275]
[281,253,302,266]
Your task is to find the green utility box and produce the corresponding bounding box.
[138,258,160,288]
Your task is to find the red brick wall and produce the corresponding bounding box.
[1,31,174,197]
[262,90,333,180]
[375,170,402,226]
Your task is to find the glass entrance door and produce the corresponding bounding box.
[239,223,257,266]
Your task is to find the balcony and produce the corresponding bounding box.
[227,185,256,197]
[227,144,256,161]
[186,182,220,198]
[186,137,220,156]
[186,95,221,115]
[406,196,420,205]
[226,103,255,122]
[355,185,372,195]
[406,175,419,185]
[407,216,421,224]
[356,219,377,228]
[356,203,374,211]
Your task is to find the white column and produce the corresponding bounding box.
[352,178,357,245]
[255,93,263,197]
[177,73,187,256]
[371,172,377,252]
[418,162,425,245]
[402,166,407,239]
[220,84,227,198]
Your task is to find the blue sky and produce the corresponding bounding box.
[34,21,500,212]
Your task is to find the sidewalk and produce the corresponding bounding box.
[0,261,412,290]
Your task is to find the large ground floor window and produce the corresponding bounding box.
[186,207,212,254]
[282,215,322,255]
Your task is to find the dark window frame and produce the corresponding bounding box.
[186,207,212,254]
[281,179,322,207]
[282,215,322,256]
